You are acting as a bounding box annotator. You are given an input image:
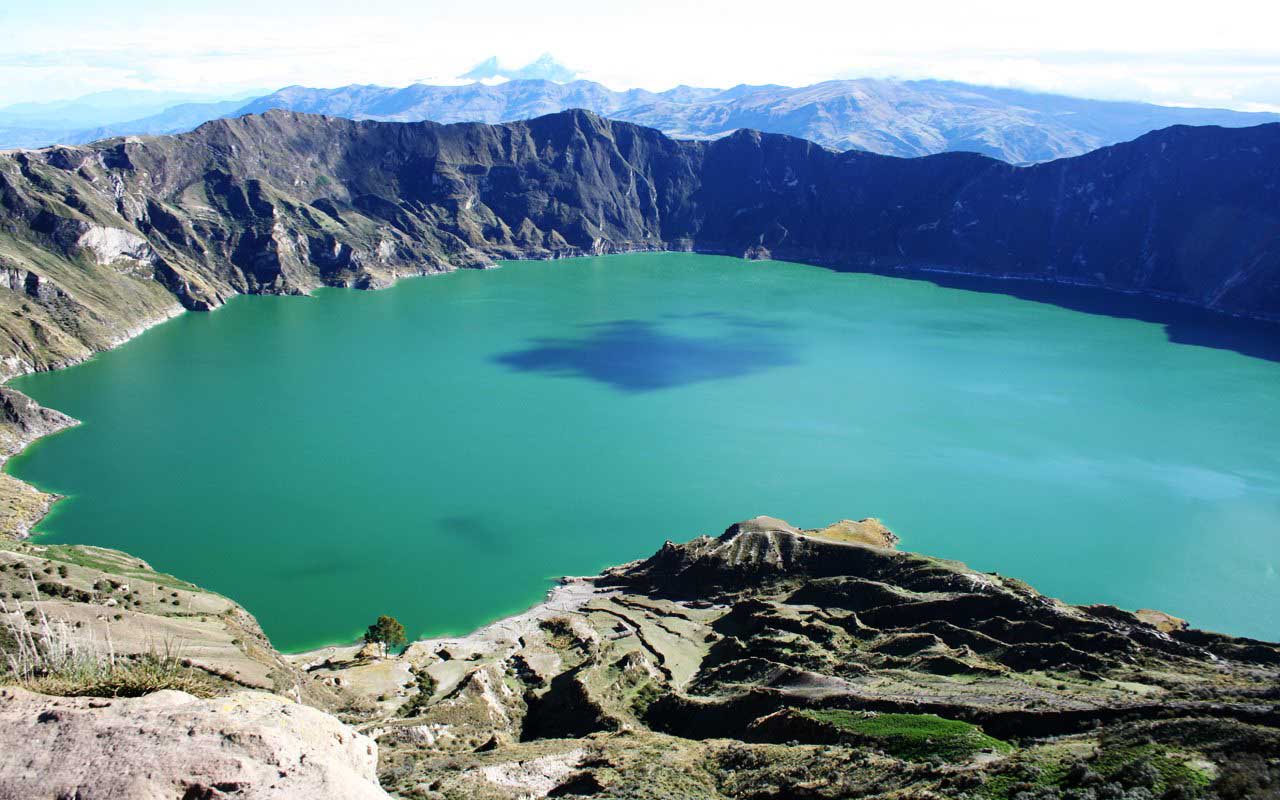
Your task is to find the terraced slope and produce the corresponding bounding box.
[299,516,1280,799]
[3,513,1278,797]
[0,535,337,700]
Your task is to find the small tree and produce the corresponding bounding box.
[363,615,407,658]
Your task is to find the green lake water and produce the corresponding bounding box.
[7,253,1280,650]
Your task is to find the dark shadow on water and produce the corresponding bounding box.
[913,273,1280,363]
[493,319,796,391]
[438,515,501,546]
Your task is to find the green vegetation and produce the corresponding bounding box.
[630,681,663,717]
[364,614,407,657]
[798,710,1012,761]
[398,668,439,718]
[539,617,590,653]
[3,541,204,593]
[1091,743,1212,793]
[978,740,1213,799]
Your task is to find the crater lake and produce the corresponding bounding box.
[7,253,1279,650]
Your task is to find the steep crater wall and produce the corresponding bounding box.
[0,110,1278,383]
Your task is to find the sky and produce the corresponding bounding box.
[3,0,1280,110]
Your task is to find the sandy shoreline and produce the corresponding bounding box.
[286,575,616,668]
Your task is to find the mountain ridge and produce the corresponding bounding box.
[6,77,1280,164]
[233,78,1280,163]
[0,108,1277,391]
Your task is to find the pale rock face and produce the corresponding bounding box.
[76,224,155,266]
[0,687,390,800]
[376,239,396,262]
[472,749,587,797]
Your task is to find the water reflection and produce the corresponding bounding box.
[913,272,1280,363]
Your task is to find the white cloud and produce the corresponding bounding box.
[1,0,1278,110]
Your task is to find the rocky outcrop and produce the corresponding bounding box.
[0,387,77,537]
[0,687,388,799]
[599,517,1280,724]
[75,223,156,267]
[0,110,1277,387]
[0,386,76,459]
[305,515,1280,799]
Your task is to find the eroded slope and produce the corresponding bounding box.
[300,516,1280,799]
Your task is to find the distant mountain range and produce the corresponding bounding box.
[3,78,1278,164]
[0,99,254,151]
[0,88,265,129]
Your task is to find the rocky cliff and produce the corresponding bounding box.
[1,109,1278,384]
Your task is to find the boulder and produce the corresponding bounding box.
[0,687,389,799]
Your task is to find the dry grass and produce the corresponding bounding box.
[806,519,899,548]
[0,472,59,539]
[0,573,219,698]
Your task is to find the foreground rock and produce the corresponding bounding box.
[0,687,388,799]
[0,532,376,798]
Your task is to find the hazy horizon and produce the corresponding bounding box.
[4,0,1279,112]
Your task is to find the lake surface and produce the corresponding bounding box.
[8,254,1280,650]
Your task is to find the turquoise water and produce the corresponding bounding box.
[7,254,1280,650]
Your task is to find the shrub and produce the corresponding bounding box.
[398,668,438,718]
[799,710,1012,761]
[364,615,407,658]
